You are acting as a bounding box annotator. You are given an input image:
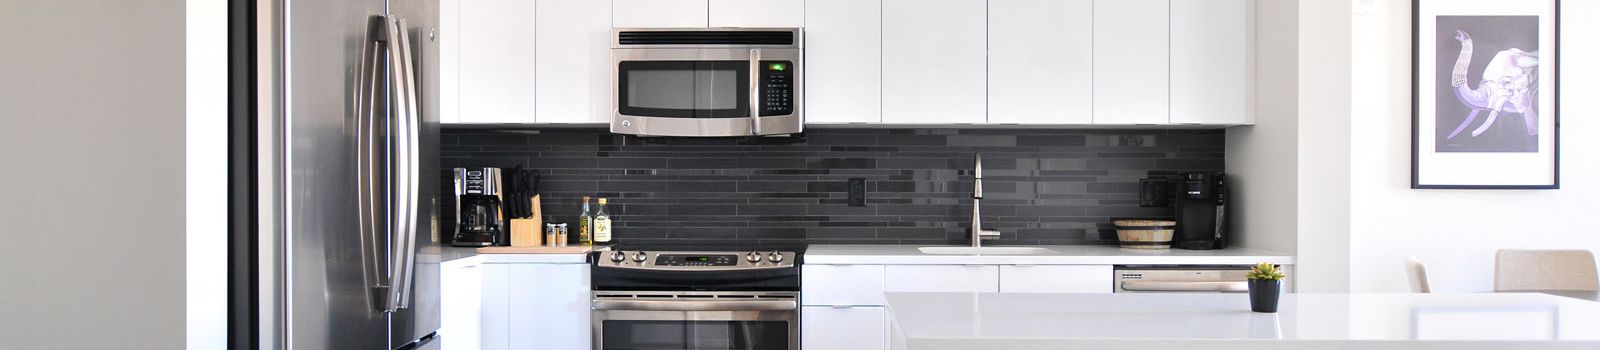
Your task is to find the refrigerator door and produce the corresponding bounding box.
[283,0,390,349]
[387,0,442,346]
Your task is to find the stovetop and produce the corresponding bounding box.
[590,243,803,292]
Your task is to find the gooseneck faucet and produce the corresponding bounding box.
[971,153,1000,247]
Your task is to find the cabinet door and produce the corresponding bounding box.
[802,306,886,350]
[1170,0,1250,125]
[883,265,999,293]
[803,0,881,124]
[439,0,460,124]
[987,0,1093,125]
[998,265,1113,293]
[480,264,510,350]
[440,260,482,350]
[1091,0,1168,125]
[709,0,804,27]
[535,0,612,124]
[612,0,707,28]
[508,264,591,350]
[881,0,987,124]
[459,0,537,123]
[801,265,886,306]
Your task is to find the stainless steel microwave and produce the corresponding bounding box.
[612,28,802,137]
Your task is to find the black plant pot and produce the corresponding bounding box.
[1248,279,1281,313]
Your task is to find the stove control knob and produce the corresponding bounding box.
[746,252,762,263]
[610,251,627,263]
[633,251,649,263]
[767,252,784,263]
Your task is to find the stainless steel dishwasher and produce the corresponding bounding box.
[1113,265,1290,293]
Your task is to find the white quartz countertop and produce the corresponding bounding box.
[885,292,1600,350]
[805,244,1293,265]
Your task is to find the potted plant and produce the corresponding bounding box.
[1247,262,1285,313]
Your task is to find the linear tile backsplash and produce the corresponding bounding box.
[441,128,1224,247]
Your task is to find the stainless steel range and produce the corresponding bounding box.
[591,246,801,350]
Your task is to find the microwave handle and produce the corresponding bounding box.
[748,48,761,135]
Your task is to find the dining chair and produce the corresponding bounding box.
[1494,249,1600,292]
[1406,256,1431,293]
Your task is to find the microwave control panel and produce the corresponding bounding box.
[759,61,794,116]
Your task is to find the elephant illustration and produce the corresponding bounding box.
[1445,29,1540,140]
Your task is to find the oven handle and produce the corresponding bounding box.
[592,299,797,312]
[1120,281,1248,292]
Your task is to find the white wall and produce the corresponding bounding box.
[1347,0,1600,293]
[0,0,188,348]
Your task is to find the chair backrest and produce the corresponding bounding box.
[1406,256,1431,293]
[1494,249,1600,292]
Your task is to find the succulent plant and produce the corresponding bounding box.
[1247,262,1284,281]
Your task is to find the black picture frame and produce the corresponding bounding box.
[1411,0,1560,189]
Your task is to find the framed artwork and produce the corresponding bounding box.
[1412,0,1560,189]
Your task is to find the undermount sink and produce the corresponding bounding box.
[916,246,1060,255]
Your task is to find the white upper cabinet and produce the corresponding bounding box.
[439,0,460,124]
[804,0,882,124]
[987,0,1094,125]
[709,0,804,27]
[458,0,537,124]
[1091,0,1169,125]
[612,0,708,28]
[1170,0,1251,125]
[881,0,987,124]
[536,0,612,124]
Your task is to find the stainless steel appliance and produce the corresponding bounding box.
[1114,266,1288,293]
[591,247,801,350]
[254,0,441,348]
[451,167,504,247]
[611,28,803,137]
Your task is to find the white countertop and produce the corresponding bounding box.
[442,252,591,265]
[805,244,1293,265]
[885,292,1600,350]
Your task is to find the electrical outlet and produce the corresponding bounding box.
[848,178,867,207]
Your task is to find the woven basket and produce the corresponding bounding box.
[1113,220,1177,249]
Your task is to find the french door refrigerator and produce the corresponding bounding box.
[250,0,441,348]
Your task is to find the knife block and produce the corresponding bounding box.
[509,195,542,246]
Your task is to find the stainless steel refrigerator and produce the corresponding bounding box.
[253,0,441,348]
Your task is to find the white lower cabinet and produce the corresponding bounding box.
[440,259,482,350]
[998,265,1113,293]
[883,265,999,293]
[480,262,590,350]
[802,263,1110,350]
[802,306,886,350]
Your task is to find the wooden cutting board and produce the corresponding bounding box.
[476,246,592,254]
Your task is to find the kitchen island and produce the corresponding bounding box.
[885,292,1600,350]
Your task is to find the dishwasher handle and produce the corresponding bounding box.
[1120,281,1248,293]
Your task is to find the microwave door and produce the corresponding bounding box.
[618,60,749,119]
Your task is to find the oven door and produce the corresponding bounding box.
[592,292,798,350]
[612,48,802,137]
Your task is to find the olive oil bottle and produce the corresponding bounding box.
[593,198,612,244]
[577,196,593,246]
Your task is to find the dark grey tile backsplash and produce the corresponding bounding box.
[441,127,1224,246]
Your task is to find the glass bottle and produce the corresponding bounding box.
[577,196,593,246]
[593,198,612,244]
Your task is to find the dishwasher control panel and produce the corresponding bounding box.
[1113,265,1289,293]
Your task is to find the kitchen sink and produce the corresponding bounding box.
[916,246,1060,255]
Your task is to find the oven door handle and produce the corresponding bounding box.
[1120,281,1248,292]
[592,299,797,311]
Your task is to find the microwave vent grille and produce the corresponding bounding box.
[618,31,795,46]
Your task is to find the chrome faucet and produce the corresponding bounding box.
[971,153,1000,247]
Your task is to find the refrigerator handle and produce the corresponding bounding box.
[356,14,392,313]
[383,15,410,312]
[393,16,422,310]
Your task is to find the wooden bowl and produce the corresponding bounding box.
[1113,220,1177,249]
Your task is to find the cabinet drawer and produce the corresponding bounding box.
[998,265,1113,293]
[801,306,886,350]
[802,265,885,306]
[883,265,999,293]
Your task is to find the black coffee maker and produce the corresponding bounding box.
[1140,172,1227,250]
[451,167,504,247]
